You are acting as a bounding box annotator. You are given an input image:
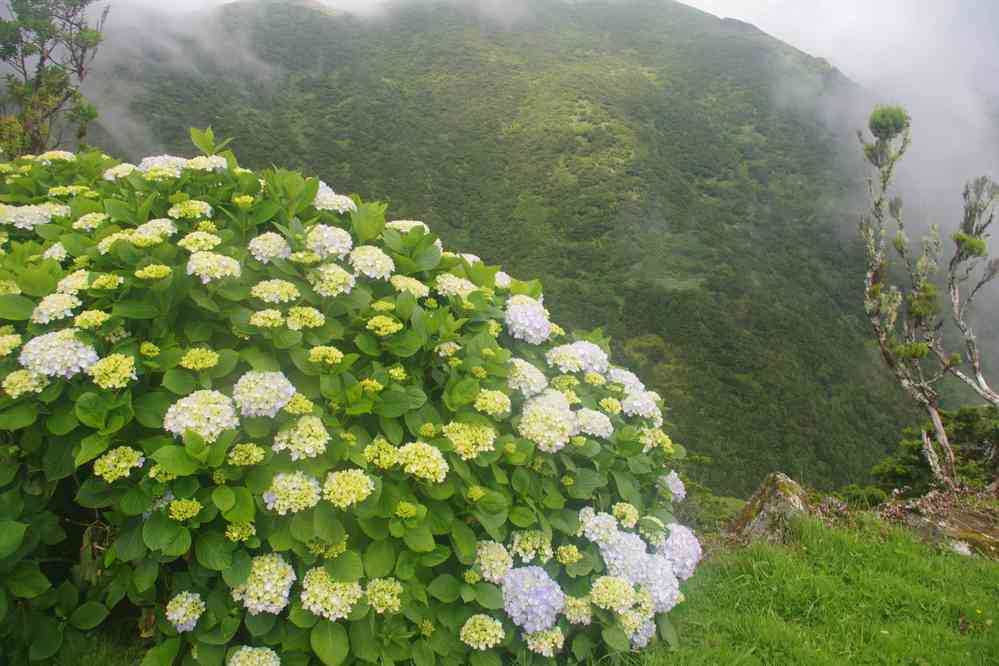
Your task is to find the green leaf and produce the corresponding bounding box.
[474,583,504,610]
[223,487,256,523]
[363,539,396,578]
[403,525,436,553]
[571,633,595,661]
[450,521,477,564]
[325,550,363,582]
[212,486,236,512]
[469,652,502,666]
[427,574,461,603]
[446,377,480,409]
[132,558,159,593]
[46,405,79,435]
[134,391,174,428]
[222,549,252,588]
[0,294,35,320]
[142,512,185,551]
[162,369,196,395]
[195,532,233,571]
[112,299,160,319]
[74,434,110,467]
[6,562,51,598]
[75,392,109,429]
[657,614,679,647]
[70,601,109,630]
[602,626,631,653]
[245,611,276,637]
[191,127,216,155]
[350,202,386,243]
[151,446,199,476]
[349,619,381,662]
[311,620,350,666]
[28,618,63,660]
[0,404,37,431]
[140,638,180,666]
[509,506,536,527]
[0,520,27,558]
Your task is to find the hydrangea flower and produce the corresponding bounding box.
[476,541,513,583]
[19,328,98,378]
[390,274,430,298]
[137,155,187,178]
[517,389,578,453]
[608,366,646,393]
[622,390,663,426]
[459,614,504,651]
[0,202,69,230]
[525,627,564,657]
[501,566,565,633]
[575,408,613,439]
[1,368,45,399]
[366,577,403,614]
[233,371,296,417]
[163,390,239,443]
[308,263,355,298]
[165,591,205,633]
[185,155,228,172]
[187,251,241,284]
[232,553,297,615]
[504,294,551,344]
[264,471,321,515]
[300,567,363,621]
[659,470,686,502]
[272,414,330,460]
[473,390,511,418]
[590,575,635,614]
[93,446,144,483]
[87,353,137,390]
[442,421,496,460]
[177,231,222,252]
[564,596,592,625]
[349,245,394,280]
[227,646,281,666]
[31,293,80,324]
[508,358,548,397]
[248,232,291,263]
[435,273,477,298]
[306,224,352,259]
[660,523,702,581]
[398,441,448,483]
[322,469,375,509]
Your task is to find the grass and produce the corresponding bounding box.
[89,517,998,666]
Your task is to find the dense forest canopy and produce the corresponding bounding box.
[89,0,916,494]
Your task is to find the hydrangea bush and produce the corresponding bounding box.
[0,129,701,665]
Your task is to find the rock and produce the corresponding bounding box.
[728,472,812,543]
[889,491,999,559]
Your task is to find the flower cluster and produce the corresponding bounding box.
[87,353,137,390]
[476,541,514,583]
[366,577,403,614]
[501,566,565,633]
[349,245,394,280]
[517,389,578,453]
[300,567,363,621]
[227,647,281,666]
[165,591,205,632]
[398,441,449,483]
[232,554,297,615]
[233,371,296,417]
[163,390,239,442]
[264,472,321,515]
[460,615,505,651]
[322,469,375,508]
[273,415,330,460]
[504,295,551,344]
[442,421,496,460]
[508,358,548,397]
[93,447,145,483]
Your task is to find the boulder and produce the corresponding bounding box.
[729,472,812,543]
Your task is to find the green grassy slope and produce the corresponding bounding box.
[92,0,916,494]
[91,517,999,665]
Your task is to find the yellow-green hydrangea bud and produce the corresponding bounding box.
[371,300,395,312]
[473,390,511,418]
[419,620,435,637]
[395,501,418,519]
[561,475,575,487]
[284,393,315,415]
[612,502,639,528]
[91,273,123,290]
[552,375,580,390]
[467,486,486,502]
[488,320,502,337]
[584,372,606,386]
[250,309,284,328]
[228,443,266,466]
[367,315,403,337]
[463,570,482,585]
[286,306,325,330]
[179,348,219,371]
[135,264,172,280]
[447,357,462,368]
[339,431,357,445]
[570,436,587,448]
[3,369,48,398]
[74,310,111,329]
[364,437,400,469]
[93,446,144,482]
[470,366,487,379]
[309,345,344,365]
[226,521,256,543]
[388,366,407,382]
[503,441,518,455]
[233,194,254,210]
[323,469,375,509]
[289,250,321,264]
[423,297,438,309]
[359,378,384,394]
[550,323,566,337]
[556,544,582,565]
[212,470,227,485]
[308,537,348,559]
[418,423,437,438]
[599,397,622,415]
[87,354,137,390]
[168,498,202,522]
[196,220,218,233]
[148,464,176,483]
[0,280,20,295]
[140,342,160,357]
[366,578,404,614]
[0,333,22,357]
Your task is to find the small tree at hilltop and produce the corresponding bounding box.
[0,0,109,157]
[859,105,999,490]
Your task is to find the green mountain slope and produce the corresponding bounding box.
[91,0,915,494]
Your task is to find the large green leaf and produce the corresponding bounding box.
[311,620,350,666]
[0,520,27,558]
[0,294,35,320]
[70,601,110,630]
[151,445,199,476]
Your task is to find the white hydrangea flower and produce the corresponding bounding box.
[314,181,357,213]
[349,245,394,280]
[504,295,551,344]
[187,251,241,284]
[31,293,80,324]
[306,224,352,259]
[390,274,430,298]
[231,553,297,615]
[476,541,513,583]
[494,271,512,288]
[56,270,90,294]
[227,647,281,666]
[185,155,228,172]
[163,390,239,443]
[233,371,296,417]
[621,390,663,426]
[659,523,702,580]
[263,471,321,515]
[386,220,429,234]
[137,155,187,178]
[248,232,291,263]
[273,415,330,461]
[102,163,136,181]
[42,242,67,262]
[308,263,355,298]
[508,358,548,398]
[435,273,477,298]
[72,212,109,231]
[575,408,613,439]
[609,366,646,393]
[300,567,363,621]
[19,329,98,378]
[0,202,70,230]
[165,591,205,632]
[517,389,578,453]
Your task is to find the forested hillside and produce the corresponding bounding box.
[90,0,915,494]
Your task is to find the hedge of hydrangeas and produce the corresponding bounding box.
[0,129,701,666]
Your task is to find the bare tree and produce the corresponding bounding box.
[859,106,999,490]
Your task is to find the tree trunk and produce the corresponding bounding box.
[923,404,958,490]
